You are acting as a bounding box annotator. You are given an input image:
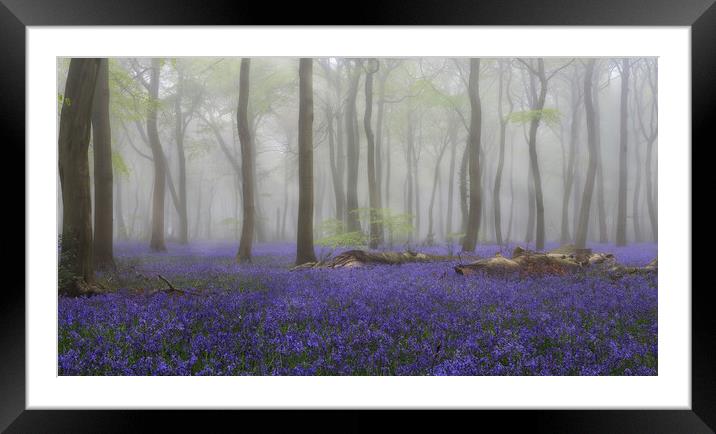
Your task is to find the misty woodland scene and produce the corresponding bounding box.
[57,56,657,376]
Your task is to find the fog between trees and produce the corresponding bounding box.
[57,57,657,294]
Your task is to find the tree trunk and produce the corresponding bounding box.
[173,67,189,244]
[616,59,630,246]
[237,58,255,263]
[115,171,128,241]
[526,59,548,251]
[446,117,458,239]
[576,59,599,249]
[91,58,114,269]
[493,61,511,246]
[326,104,345,221]
[405,112,414,241]
[427,138,449,244]
[364,60,383,248]
[462,58,483,252]
[59,58,100,296]
[459,141,469,233]
[147,59,167,252]
[345,61,362,232]
[593,73,608,243]
[296,58,317,265]
[561,71,582,243]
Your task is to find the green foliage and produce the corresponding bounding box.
[351,208,415,242]
[315,218,366,248]
[508,108,561,126]
[108,59,161,122]
[111,151,130,178]
[220,217,241,227]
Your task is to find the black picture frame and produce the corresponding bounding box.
[3,0,712,431]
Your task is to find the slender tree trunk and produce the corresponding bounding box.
[493,61,511,246]
[115,172,128,241]
[296,58,317,264]
[593,74,608,243]
[427,139,449,244]
[405,113,414,241]
[446,118,458,239]
[632,115,643,242]
[413,126,421,241]
[147,59,167,252]
[645,136,657,241]
[526,159,535,243]
[525,59,548,251]
[384,126,391,214]
[345,62,362,232]
[326,104,345,221]
[506,132,515,243]
[616,59,630,246]
[91,58,114,268]
[561,74,582,243]
[364,60,383,248]
[459,141,469,233]
[237,58,255,263]
[59,58,100,295]
[173,68,189,244]
[576,59,599,249]
[462,58,483,252]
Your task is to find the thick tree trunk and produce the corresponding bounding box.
[364,60,383,248]
[59,58,100,296]
[462,58,483,252]
[237,58,255,263]
[91,58,114,269]
[296,58,317,265]
[616,59,630,246]
[147,59,167,252]
[576,59,599,249]
[345,62,362,232]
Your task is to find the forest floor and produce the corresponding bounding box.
[58,241,658,375]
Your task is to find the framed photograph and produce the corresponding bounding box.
[5,0,712,431]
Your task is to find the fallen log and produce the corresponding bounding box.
[455,246,655,278]
[292,249,455,270]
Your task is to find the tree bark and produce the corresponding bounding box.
[146,59,167,252]
[446,116,458,239]
[427,137,449,244]
[173,66,189,244]
[363,60,383,248]
[525,59,548,251]
[493,61,512,245]
[616,59,630,246]
[237,58,255,263]
[592,71,608,243]
[576,59,599,249]
[296,58,317,265]
[561,68,582,243]
[59,58,100,296]
[462,58,483,252]
[344,61,362,232]
[91,58,114,269]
